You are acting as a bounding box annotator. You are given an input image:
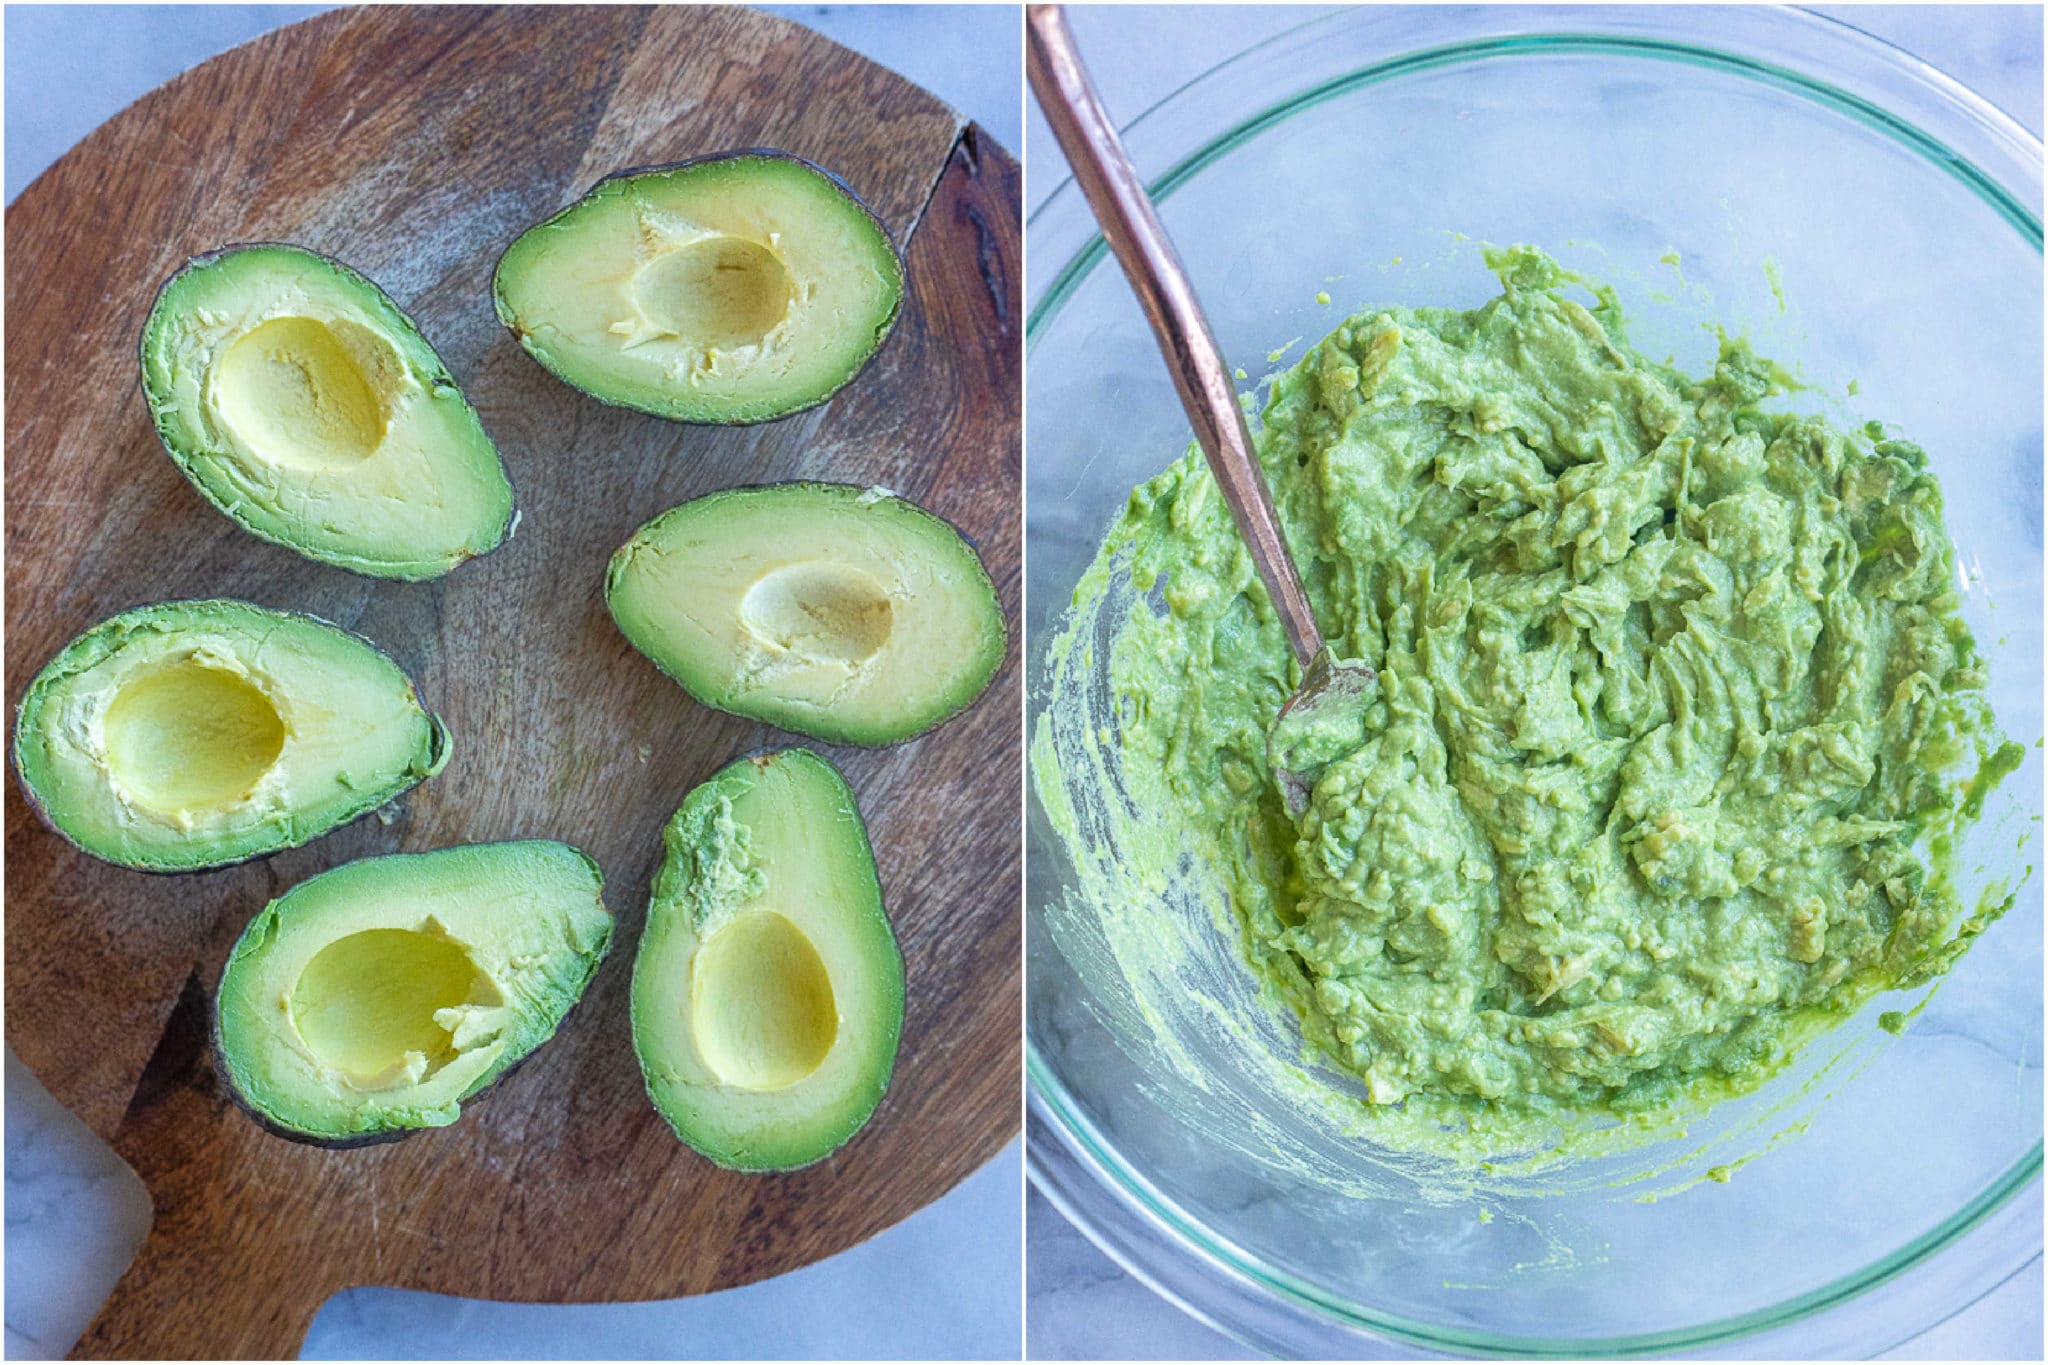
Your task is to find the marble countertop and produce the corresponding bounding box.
[1023,4,2043,1360]
[3,5,1020,1360]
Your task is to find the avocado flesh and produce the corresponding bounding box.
[141,244,514,579]
[632,750,903,1171]
[12,600,450,871]
[494,153,904,423]
[215,840,611,1142]
[606,483,1005,744]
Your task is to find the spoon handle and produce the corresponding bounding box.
[1026,3,1324,670]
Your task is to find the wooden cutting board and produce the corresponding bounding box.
[3,7,1020,1358]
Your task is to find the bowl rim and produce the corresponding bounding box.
[1024,4,2044,1355]
[1029,5,2043,330]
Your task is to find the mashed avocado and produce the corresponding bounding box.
[1054,247,2018,1122]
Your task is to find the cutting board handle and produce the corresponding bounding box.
[70,1224,327,1361]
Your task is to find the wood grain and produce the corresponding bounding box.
[3,7,1020,1358]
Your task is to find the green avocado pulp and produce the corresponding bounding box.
[1040,247,2020,1152]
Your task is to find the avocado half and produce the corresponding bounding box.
[12,599,450,872]
[140,243,515,580]
[632,750,903,1171]
[492,152,905,424]
[215,840,612,1144]
[606,482,1005,745]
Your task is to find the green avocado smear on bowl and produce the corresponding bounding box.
[1039,247,2020,1143]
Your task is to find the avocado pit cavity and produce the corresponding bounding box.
[212,841,610,1142]
[494,154,905,423]
[215,315,396,468]
[634,236,795,350]
[690,910,838,1091]
[631,749,902,1168]
[739,562,895,665]
[290,926,503,1092]
[606,483,1004,745]
[14,599,451,871]
[102,658,285,811]
[141,244,515,578]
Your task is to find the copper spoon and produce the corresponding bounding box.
[1027,3,1376,813]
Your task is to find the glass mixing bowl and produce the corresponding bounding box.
[1025,6,2043,1356]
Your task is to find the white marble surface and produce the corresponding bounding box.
[3,5,1021,1361]
[1023,4,2044,1361]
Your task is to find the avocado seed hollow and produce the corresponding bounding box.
[634,236,795,349]
[289,928,501,1091]
[102,659,286,810]
[214,315,395,468]
[690,911,838,1091]
[738,562,895,665]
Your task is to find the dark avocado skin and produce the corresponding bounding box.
[602,481,1009,747]
[491,151,907,426]
[138,243,516,578]
[9,597,452,876]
